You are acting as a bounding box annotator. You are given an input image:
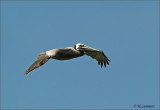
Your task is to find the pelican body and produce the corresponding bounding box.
[24,43,110,75]
[47,48,84,60]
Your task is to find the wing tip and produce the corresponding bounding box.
[24,71,29,75]
[100,61,103,68]
[98,59,110,68]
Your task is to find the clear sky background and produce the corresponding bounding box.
[1,1,159,109]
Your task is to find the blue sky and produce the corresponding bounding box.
[1,1,159,109]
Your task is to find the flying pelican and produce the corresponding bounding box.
[24,43,110,75]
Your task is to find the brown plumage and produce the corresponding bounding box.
[24,52,50,75]
[24,43,110,75]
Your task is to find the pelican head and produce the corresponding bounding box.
[74,43,99,52]
[74,43,85,50]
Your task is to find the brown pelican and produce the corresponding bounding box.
[24,43,110,75]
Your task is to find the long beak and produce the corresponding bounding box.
[79,45,98,51]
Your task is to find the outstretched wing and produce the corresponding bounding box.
[81,46,110,68]
[24,51,50,75]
